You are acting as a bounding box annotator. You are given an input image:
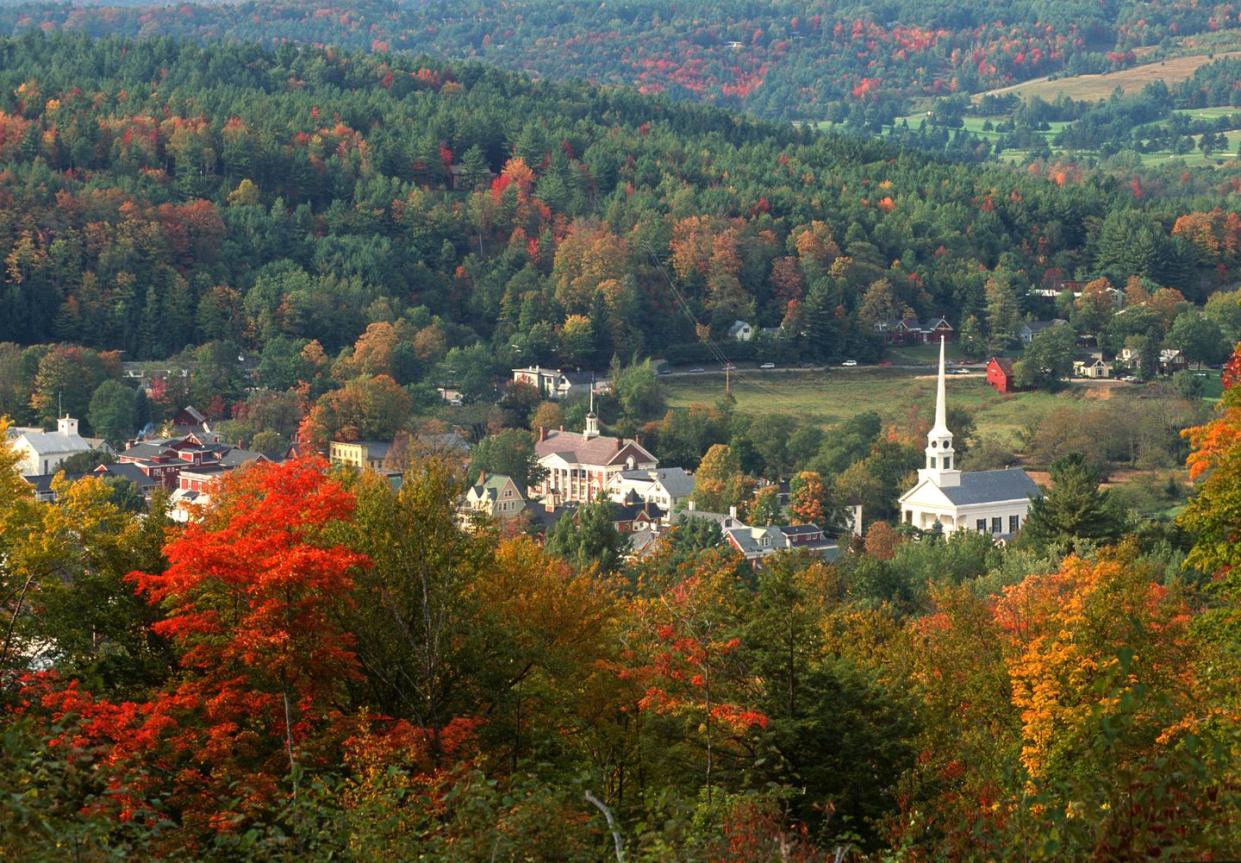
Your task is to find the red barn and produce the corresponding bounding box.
[987,357,1015,394]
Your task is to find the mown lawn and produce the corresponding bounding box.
[662,368,1071,445]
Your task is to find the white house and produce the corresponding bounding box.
[727,320,754,342]
[533,412,658,505]
[10,416,100,477]
[609,466,695,511]
[899,339,1040,537]
[512,366,608,401]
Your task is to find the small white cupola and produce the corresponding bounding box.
[57,415,79,437]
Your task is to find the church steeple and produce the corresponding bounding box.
[583,385,600,439]
[918,336,961,488]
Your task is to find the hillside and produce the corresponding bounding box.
[0,0,1237,121]
[0,33,1235,396]
[978,49,1241,103]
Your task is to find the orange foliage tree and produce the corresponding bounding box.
[40,458,368,843]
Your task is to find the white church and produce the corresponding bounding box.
[899,339,1040,537]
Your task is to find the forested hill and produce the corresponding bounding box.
[0,32,1235,375]
[0,0,1235,120]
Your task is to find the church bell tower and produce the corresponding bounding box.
[917,336,961,488]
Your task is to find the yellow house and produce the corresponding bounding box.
[329,440,391,471]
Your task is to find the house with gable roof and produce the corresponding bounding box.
[463,472,526,522]
[9,416,103,477]
[533,411,657,505]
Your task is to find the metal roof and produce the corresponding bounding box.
[940,468,1042,506]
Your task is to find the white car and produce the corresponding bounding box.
[760,362,776,369]
[841,359,858,367]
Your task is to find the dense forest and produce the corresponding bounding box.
[0,0,1237,120]
[0,33,1237,377]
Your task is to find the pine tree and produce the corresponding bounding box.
[1022,453,1124,551]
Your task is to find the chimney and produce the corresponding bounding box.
[729,505,737,520]
[616,437,623,450]
[852,504,864,537]
[538,426,547,442]
[477,470,485,485]
[687,500,696,511]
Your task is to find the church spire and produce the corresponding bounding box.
[918,335,960,488]
[933,334,949,435]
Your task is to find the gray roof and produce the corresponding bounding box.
[218,448,266,468]
[940,469,1042,506]
[651,467,695,499]
[15,429,93,456]
[724,525,791,555]
[95,462,161,489]
[620,467,695,499]
[673,509,744,528]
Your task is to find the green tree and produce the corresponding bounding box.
[1014,322,1075,390]
[958,314,987,360]
[1022,453,1125,552]
[984,271,1022,351]
[612,358,664,422]
[87,380,138,446]
[469,428,545,492]
[1167,310,1229,369]
[544,499,624,572]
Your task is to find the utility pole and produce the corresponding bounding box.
[724,363,731,396]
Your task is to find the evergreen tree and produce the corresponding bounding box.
[1022,453,1125,551]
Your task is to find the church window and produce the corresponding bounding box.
[1009,514,1020,533]
[976,518,987,532]
[991,517,1002,534]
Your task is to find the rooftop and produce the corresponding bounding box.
[940,468,1042,506]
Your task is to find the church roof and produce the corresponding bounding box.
[939,468,1041,505]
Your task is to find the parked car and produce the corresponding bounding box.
[760,362,776,369]
[841,359,858,367]
[690,367,705,373]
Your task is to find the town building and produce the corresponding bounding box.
[899,339,1040,537]
[728,320,754,342]
[511,366,608,401]
[329,440,392,471]
[462,472,526,522]
[1019,319,1068,344]
[986,357,1016,394]
[609,466,695,510]
[723,522,839,563]
[873,316,954,345]
[9,416,102,477]
[533,411,658,505]
[1073,356,1111,379]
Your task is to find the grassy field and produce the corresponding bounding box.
[662,368,1069,446]
[976,51,1241,104]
